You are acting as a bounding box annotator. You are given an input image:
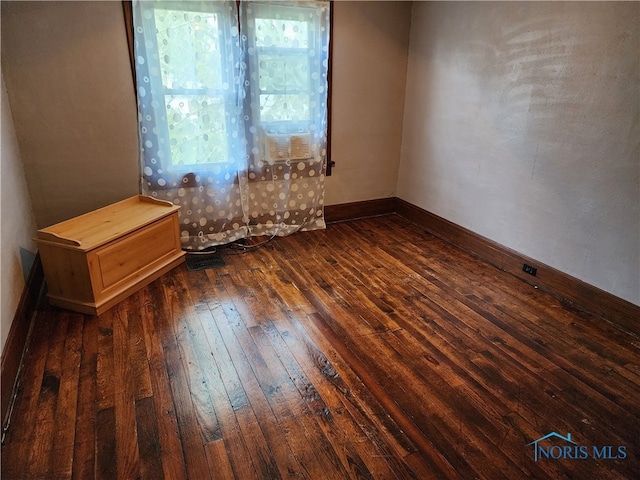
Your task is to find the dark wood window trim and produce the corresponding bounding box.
[326,0,334,175]
[122,1,136,89]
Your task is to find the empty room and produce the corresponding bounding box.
[1,1,638,479]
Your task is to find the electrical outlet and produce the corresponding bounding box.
[522,264,537,277]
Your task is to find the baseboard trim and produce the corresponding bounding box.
[395,198,639,336]
[325,198,396,223]
[1,254,45,426]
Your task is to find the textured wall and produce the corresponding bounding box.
[1,1,140,228]
[398,2,640,305]
[1,74,38,354]
[326,1,412,205]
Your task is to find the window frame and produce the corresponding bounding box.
[122,0,334,178]
[246,2,316,132]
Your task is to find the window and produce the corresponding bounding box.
[127,0,331,249]
[249,4,316,128]
[128,0,331,178]
[135,2,238,172]
[245,3,328,166]
[154,7,230,168]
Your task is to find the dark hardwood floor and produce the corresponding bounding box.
[2,214,639,479]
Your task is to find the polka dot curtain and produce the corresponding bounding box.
[132,0,330,250]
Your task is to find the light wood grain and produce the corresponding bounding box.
[35,195,185,315]
[36,195,179,252]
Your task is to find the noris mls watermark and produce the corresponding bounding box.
[527,432,627,462]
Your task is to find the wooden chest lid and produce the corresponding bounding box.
[35,195,181,252]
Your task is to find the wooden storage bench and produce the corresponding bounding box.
[35,195,185,315]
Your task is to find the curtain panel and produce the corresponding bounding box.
[131,0,330,250]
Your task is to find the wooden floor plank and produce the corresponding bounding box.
[242,256,448,478]
[157,273,213,480]
[250,321,373,480]
[203,268,293,478]
[126,294,153,401]
[185,269,306,480]
[164,270,222,445]
[96,310,115,412]
[135,396,165,480]
[3,215,639,480]
[139,284,188,480]
[238,258,433,479]
[49,312,84,479]
[204,439,235,480]
[96,407,117,480]
[303,311,464,480]
[112,302,141,480]
[262,317,420,480]
[194,278,302,478]
[198,307,263,480]
[25,312,70,479]
[72,314,98,480]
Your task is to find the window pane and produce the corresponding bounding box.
[155,9,223,90]
[260,94,310,122]
[259,55,309,92]
[165,95,228,166]
[255,17,309,48]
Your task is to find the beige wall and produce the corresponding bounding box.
[326,1,412,205]
[397,2,640,305]
[1,74,38,354]
[1,1,139,228]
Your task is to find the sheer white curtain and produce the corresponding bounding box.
[132,0,330,250]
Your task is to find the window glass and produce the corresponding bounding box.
[254,18,309,48]
[154,9,224,90]
[165,95,229,166]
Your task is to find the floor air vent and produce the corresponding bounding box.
[185,252,226,271]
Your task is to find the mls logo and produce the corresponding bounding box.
[526,432,627,462]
